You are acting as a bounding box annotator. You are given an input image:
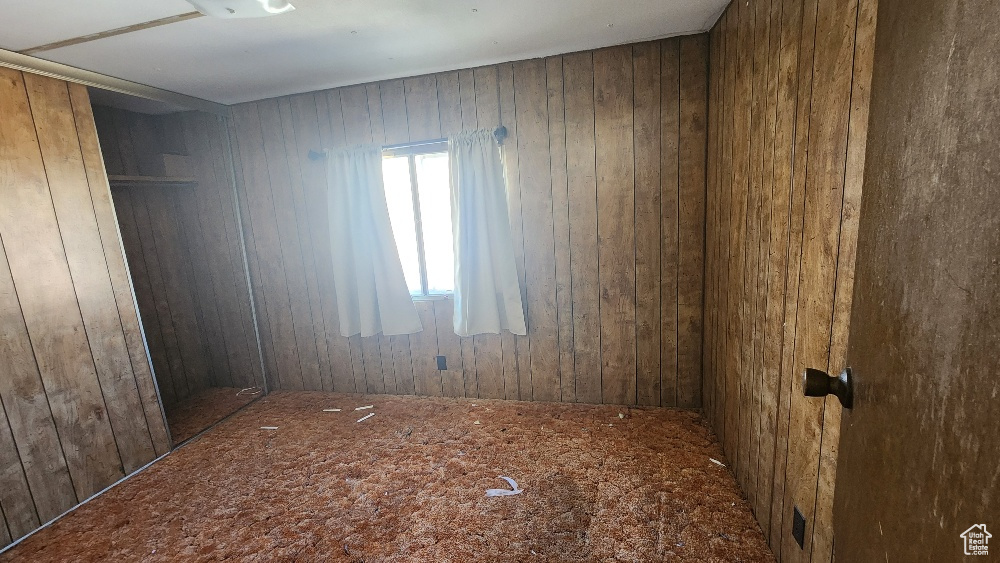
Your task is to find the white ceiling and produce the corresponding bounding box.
[2,0,727,106]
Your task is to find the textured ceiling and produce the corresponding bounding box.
[3,0,727,105]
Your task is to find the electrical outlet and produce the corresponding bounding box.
[436,355,447,370]
[792,506,806,549]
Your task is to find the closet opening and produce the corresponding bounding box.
[89,88,266,445]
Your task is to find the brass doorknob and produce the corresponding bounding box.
[802,367,854,409]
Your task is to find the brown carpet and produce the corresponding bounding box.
[2,391,774,562]
[165,386,262,444]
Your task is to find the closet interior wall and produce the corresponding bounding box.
[92,106,265,407]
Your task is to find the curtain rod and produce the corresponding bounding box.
[307,126,508,161]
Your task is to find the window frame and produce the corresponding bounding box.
[382,140,451,299]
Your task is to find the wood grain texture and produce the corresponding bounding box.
[25,74,156,474]
[497,62,532,401]
[659,40,681,408]
[228,39,709,407]
[833,0,998,557]
[69,86,171,456]
[545,56,575,404]
[811,0,876,559]
[703,0,875,559]
[0,68,124,503]
[0,70,166,547]
[677,35,708,408]
[562,52,603,405]
[632,42,662,407]
[0,237,71,530]
[594,45,637,406]
[513,59,558,403]
[96,107,265,406]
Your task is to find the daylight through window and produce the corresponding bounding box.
[382,143,454,297]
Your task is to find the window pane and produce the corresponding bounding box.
[414,153,454,294]
[381,156,422,294]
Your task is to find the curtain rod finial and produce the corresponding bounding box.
[493,126,508,145]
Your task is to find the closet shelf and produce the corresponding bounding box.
[108,175,198,186]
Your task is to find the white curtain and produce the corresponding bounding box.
[326,144,422,337]
[449,129,527,337]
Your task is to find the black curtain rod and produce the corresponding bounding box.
[307,126,507,160]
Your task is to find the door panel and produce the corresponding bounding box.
[833,0,999,561]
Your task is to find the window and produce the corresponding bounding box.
[382,142,454,297]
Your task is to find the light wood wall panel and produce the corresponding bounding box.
[93,107,265,407]
[702,0,877,560]
[229,37,709,406]
[0,69,168,548]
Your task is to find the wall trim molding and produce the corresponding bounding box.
[0,48,228,116]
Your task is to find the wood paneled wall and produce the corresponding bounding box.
[93,107,264,406]
[702,0,875,560]
[0,69,170,549]
[229,37,709,406]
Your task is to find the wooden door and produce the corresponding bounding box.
[831,0,999,560]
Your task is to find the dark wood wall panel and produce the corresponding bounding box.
[229,37,709,406]
[702,0,876,560]
[93,107,265,407]
[0,69,168,548]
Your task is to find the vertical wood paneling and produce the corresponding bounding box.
[258,100,324,391]
[145,186,213,393]
[404,75,441,140]
[752,0,782,531]
[112,189,178,403]
[659,39,681,408]
[436,71,463,137]
[0,236,73,528]
[742,0,768,510]
[704,0,876,559]
[0,247,48,537]
[497,62,532,401]
[513,59,558,403]
[25,74,156,474]
[181,113,256,389]
[704,25,721,429]
[594,46,637,406]
[0,69,124,501]
[97,106,267,411]
[434,300,465,397]
[0,70,166,547]
[678,35,708,408]
[409,301,441,396]
[232,103,304,390]
[720,6,739,459]
[545,57,575,404]
[771,0,817,548]
[228,115,282,393]
[229,39,708,410]
[559,52,596,287]
[70,87,171,455]
[780,0,859,557]
[632,42,662,407]
[279,96,335,392]
[811,2,876,558]
[174,185,232,388]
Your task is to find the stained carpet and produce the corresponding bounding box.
[165,386,262,444]
[2,391,773,562]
